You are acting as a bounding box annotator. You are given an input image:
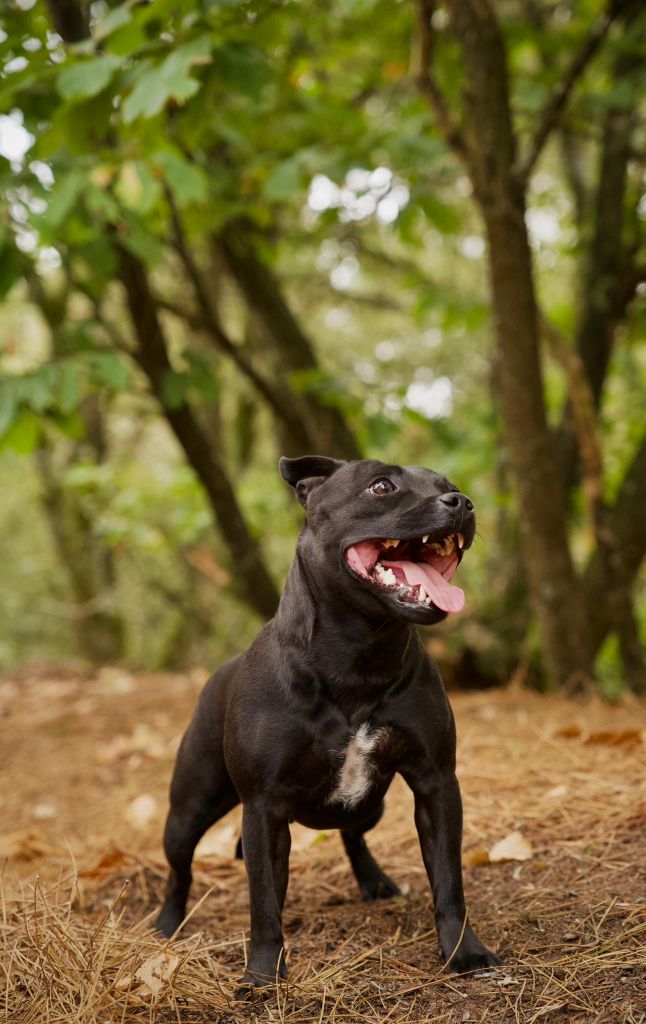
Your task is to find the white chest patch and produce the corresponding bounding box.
[327,724,388,808]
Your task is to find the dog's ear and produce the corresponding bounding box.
[279,455,346,509]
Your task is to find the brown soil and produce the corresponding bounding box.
[1,665,644,1023]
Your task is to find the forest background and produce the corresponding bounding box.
[0,0,644,696]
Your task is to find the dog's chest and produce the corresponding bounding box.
[326,724,390,808]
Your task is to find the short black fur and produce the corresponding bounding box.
[156,456,501,993]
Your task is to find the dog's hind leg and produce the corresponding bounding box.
[156,706,239,938]
[156,786,238,937]
[341,804,400,901]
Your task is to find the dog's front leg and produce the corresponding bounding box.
[411,771,501,974]
[238,800,291,993]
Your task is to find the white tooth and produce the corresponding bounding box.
[382,538,400,548]
[383,569,396,584]
[457,533,464,549]
[425,596,432,605]
[422,535,429,543]
[418,586,427,602]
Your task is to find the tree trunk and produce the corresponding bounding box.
[445,0,592,686]
[482,189,591,686]
[555,12,641,492]
[117,245,279,621]
[36,441,124,663]
[582,434,646,662]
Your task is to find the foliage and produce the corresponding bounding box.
[0,0,643,686]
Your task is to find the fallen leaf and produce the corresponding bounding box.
[33,802,56,820]
[584,729,642,748]
[462,847,490,868]
[98,724,166,764]
[489,831,533,863]
[555,725,581,739]
[97,668,136,695]
[114,973,135,992]
[545,784,568,799]
[80,846,135,879]
[125,794,158,829]
[0,828,59,861]
[135,950,179,997]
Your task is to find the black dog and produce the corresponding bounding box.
[156,456,501,989]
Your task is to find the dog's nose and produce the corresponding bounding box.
[438,492,474,514]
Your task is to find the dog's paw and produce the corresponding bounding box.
[235,954,287,999]
[359,869,401,901]
[446,946,502,975]
[154,907,182,939]
[439,926,501,976]
[235,976,273,1001]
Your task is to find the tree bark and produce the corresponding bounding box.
[218,221,362,460]
[36,440,124,663]
[443,0,592,686]
[554,9,642,492]
[582,434,646,662]
[24,264,125,663]
[117,245,279,621]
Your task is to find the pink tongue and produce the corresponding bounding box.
[382,559,465,613]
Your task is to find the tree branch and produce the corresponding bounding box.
[116,243,279,620]
[414,0,471,168]
[218,220,362,459]
[166,193,316,454]
[518,2,620,182]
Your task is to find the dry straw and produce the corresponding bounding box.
[1,673,644,1023]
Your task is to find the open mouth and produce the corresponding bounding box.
[345,533,466,613]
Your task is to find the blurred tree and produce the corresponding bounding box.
[0,0,643,688]
[415,0,644,688]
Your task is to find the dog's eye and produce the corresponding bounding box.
[368,478,398,496]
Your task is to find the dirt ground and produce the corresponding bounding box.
[1,664,644,1023]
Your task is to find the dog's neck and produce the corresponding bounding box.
[273,545,421,693]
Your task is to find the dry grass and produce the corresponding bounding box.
[1,665,645,1023]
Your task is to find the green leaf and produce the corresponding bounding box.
[418,194,462,234]
[118,219,163,266]
[0,241,22,300]
[263,158,301,202]
[41,170,87,230]
[57,54,121,101]
[162,370,190,409]
[153,150,208,207]
[89,353,132,391]
[94,3,132,41]
[57,363,81,414]
[0,411,41,454]
[19,366,56,413]
[184,351,219,403]
[121,35,211,123]
[211,43,273,101]
[0,380,18,435]
[48,409,85,440]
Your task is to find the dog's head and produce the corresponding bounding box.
[280,455,476,624]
